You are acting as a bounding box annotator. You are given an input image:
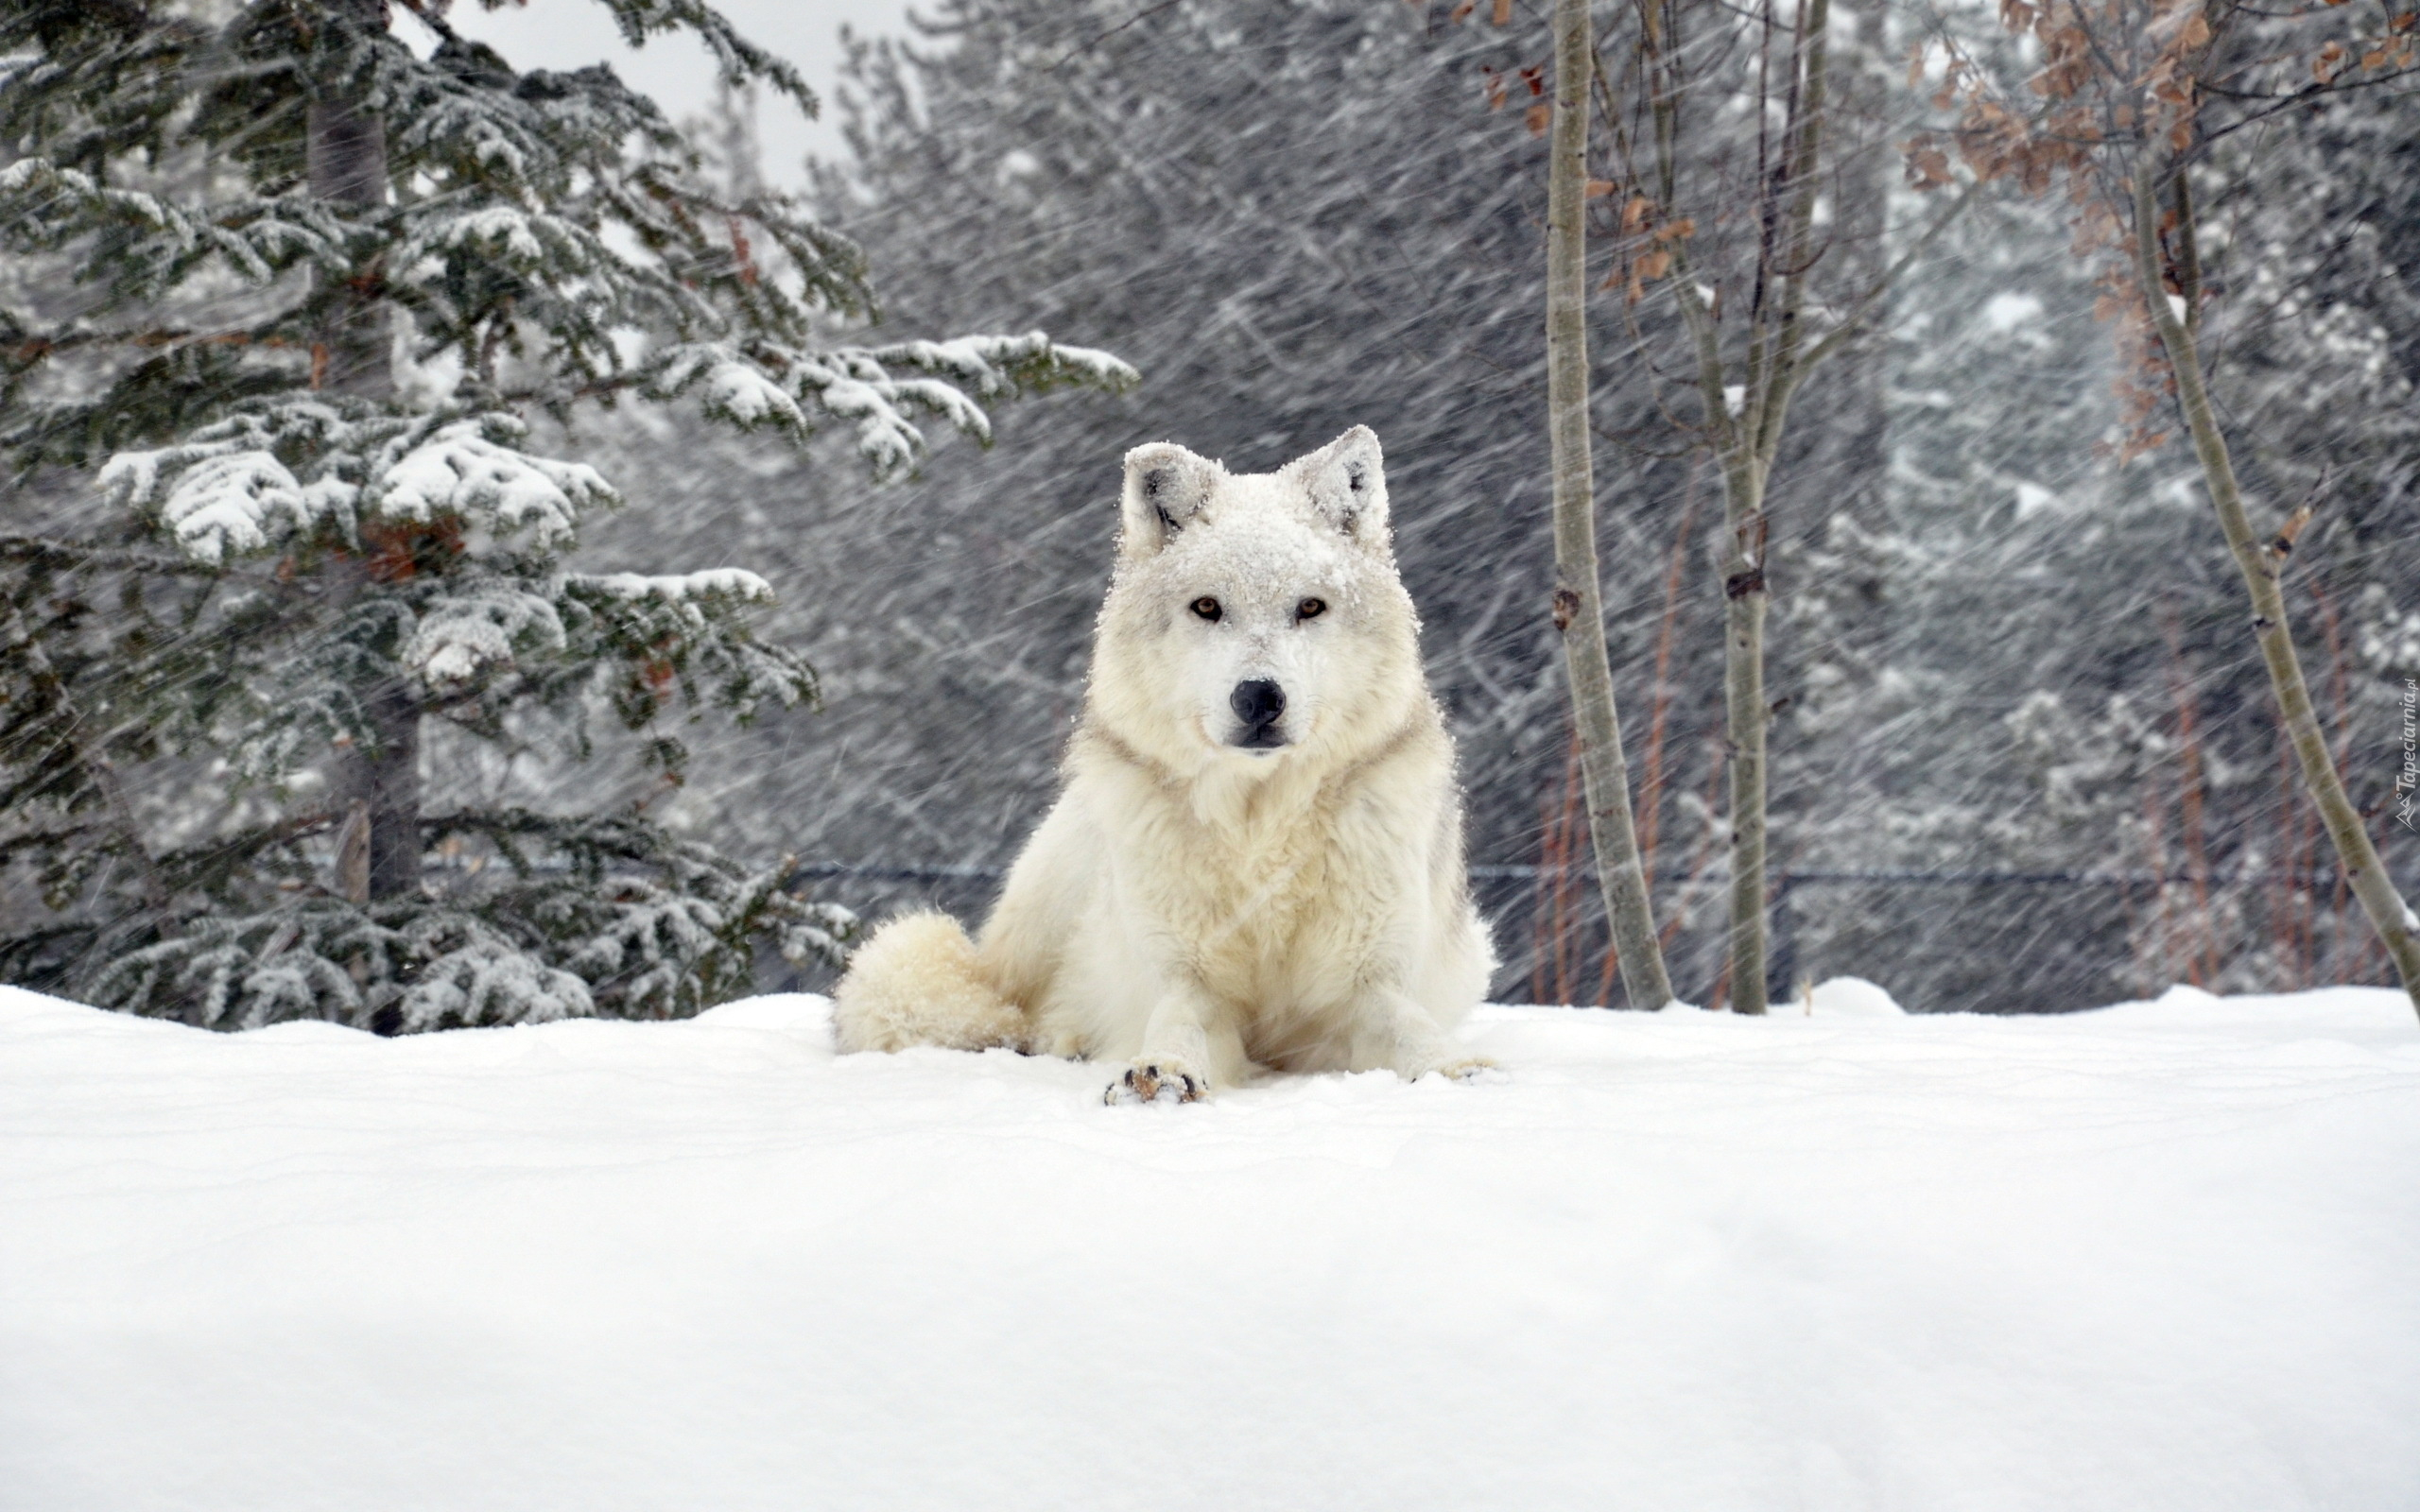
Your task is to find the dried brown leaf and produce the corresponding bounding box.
[1903,145,1953,188]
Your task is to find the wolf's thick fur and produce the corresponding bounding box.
[831,426,1496,1101]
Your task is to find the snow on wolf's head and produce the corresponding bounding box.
[1089,426,1426,780]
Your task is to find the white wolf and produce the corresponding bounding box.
[831,426,1496,1102]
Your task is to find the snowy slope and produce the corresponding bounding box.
[3,982,2415,1512]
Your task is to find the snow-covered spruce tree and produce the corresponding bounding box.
[0,0,1132,1031]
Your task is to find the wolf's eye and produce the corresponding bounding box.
[1190,596,1221,622]
[1297,597,1326,621]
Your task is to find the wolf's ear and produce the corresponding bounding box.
[1120,441,1220,558]
[1293,425,1389,547]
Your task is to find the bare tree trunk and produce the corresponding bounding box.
[2130,164,2420,1019]
[1718,472,1772,1012]
[1649,0,1830,1014]
[309,0,418,902]
[1725,0,1833,1015]
[348,679,421,900]
[1548,0,1676,1011]
[1643,0,1982,1010]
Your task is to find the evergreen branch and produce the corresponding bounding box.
[0,818,112,860]
[4,327,308,364]
[0,536,222,576]
[0,600,167,905]
[592,0,820,119]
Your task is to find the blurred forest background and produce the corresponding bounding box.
[6,0,2416,1018]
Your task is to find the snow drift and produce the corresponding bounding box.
[3,982,2414,1510]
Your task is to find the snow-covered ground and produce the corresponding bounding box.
[4,981,2414,1511]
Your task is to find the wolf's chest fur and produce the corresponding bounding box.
[1119,767,1397,1018]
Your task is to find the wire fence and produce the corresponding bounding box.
[780,860,2406,1013]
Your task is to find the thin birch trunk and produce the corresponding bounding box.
[1639,0,1963,1011]
[310,0,419,902]
[1718,480,1772,1012]
[1648,0,1839,1014]
[2129,164,2420,1019]
[1547,0,1675,1011]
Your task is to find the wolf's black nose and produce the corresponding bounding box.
[1231,679,1286,729]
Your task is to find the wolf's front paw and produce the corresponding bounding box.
[1105,1060,1207,1106]
[1408,1052,1497,1083]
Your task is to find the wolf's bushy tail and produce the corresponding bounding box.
[831,911,1028,1054]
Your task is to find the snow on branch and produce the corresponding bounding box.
[396,931,595,1032]
[98,406,350,564]
[819,333,1139,468]
[0,158,354,297]
[560,568,809,723]
[856,332,1142,403]
[85,897,607,1032]
[85,903,400,1030]
[647,345,810,438]
[375,42,565,189]
[418,205,588,269]
[649,334,1137,478]
[404,581,569,687]
[369,416,617,548]
[114,450,305,566]
[570,569,775,605]
[594,0,820,117]
[425,808,858,1018]
[99,408,618,564]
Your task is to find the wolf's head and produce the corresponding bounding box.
[1089,426,1426,778]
